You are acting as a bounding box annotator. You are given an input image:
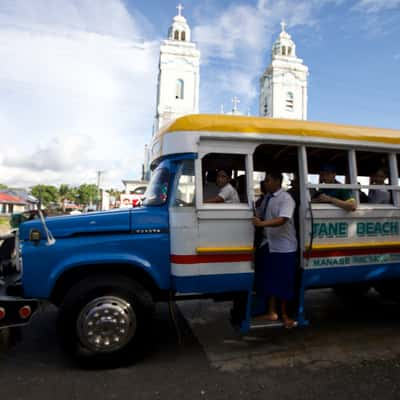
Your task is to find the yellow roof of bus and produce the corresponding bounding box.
[159,114,400,145]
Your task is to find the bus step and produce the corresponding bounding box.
[250,319,298,330]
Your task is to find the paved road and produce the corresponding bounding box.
[1,290,400,399]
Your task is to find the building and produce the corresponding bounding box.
[153,4,200,132]
[0,192,26,215]
[259,21,309,120]
[136,8,308,185]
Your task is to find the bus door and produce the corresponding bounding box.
[169,140,255,298]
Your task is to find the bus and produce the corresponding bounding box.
[1,113,400,366]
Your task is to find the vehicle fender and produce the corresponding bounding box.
[47,252,162,297]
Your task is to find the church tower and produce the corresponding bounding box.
[154,4,200,132]
[259,22,308,120]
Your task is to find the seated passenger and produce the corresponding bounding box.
[368,168,391,204]
[205,169,240,203]
[312,163,356,211]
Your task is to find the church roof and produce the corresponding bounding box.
[159,114,400,146]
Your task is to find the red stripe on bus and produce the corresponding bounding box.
[304,246,400,259]
[171,254,253,264]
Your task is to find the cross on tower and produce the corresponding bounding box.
[232,96,240,113]
[177,3,184,16]
[280,20,287,32]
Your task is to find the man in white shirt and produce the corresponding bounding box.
[205,170,240,203]
[252,172,297,328]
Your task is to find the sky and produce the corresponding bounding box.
[0,0,399,189]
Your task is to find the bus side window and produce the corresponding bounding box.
[173,159,195,207]
[201,153,247,204]
[306,147,353,202]
[356,151,392,205]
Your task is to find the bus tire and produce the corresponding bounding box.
[374,282,399,301]
[56,274,154,368]
[333,284,370,298]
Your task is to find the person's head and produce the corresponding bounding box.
[319,163,336,184]
[216,170,230,188]
[370,168,387,185]
[123,198,131,205]
[264,171,283,193]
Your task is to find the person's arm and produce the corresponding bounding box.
[316,193,356,211]
[253,216,288,228]
[205,196,224,203]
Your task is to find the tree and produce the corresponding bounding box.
[0,184,8,189]
[59,184,78,211]
[31,185,59,207]
[77,184,98,206]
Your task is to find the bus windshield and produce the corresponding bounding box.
[142,166,170,206]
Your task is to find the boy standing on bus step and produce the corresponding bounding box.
[313,163,356,211]
[252,172,297,328]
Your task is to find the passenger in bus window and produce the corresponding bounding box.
[368,168,391,204]
[313,163,356,211]
[205,169,240,203]
[252,172,297,328]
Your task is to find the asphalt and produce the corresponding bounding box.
[1,290,400,399]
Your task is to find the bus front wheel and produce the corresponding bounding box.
[57,274,154,367]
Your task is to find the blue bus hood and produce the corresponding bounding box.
[19,209,131,240]
[19,207,169,241]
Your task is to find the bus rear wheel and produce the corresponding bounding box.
[333,284,370,298]
[374,281,400,301]
[57,274,154,368]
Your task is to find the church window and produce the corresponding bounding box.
[282,46,286,56]
[264,98,268,115]
[181,31,186,41]
[285,92,294,111]
[288,47,292,56]
[174,30,179,40]
[176,79,184,99]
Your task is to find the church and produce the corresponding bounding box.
[154,4,309,132]
[135,4,309,183]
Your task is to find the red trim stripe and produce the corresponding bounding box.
[171,254,253,264]
[304,246,400,259]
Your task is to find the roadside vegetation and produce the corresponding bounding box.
[1,183,122,214]
[0,215,10,234]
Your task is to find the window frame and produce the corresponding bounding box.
[195,152,253,210]
[175,79,184,99]
[302,145,400,209]
[171,159,196,208]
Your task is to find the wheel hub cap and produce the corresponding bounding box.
[77,296,136,353]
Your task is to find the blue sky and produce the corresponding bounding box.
[0,0,399,188]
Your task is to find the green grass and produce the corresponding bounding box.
[0,216,10,228]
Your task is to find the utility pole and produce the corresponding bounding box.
[96,170,105,210]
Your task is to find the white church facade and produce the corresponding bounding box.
[154,6,309,131]
[136,5,309,183]
[154,4,200,133]
[259,22,308,120]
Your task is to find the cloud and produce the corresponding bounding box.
[0,0,158,189]
[353,0,400,12]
